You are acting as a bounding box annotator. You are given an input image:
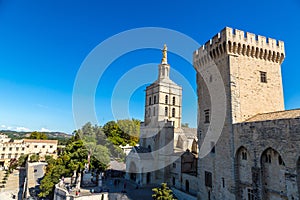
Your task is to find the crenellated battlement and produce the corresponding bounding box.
[194,27,285,66]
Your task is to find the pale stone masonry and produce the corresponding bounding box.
[126,45,198,197]
[0,134,58,168]
[193,27,300,200]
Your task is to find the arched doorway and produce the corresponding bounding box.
[185,180,189,192]
[261,148,286,199]
[235,146,252,200]
[146,172,151,184]
[129,162,137,182]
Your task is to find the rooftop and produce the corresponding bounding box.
[244,109,300,122]
[23,139,58,144]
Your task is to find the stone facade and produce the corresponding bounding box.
[0,134,58,168]
[193,27,300,200]
[126,45,198,197]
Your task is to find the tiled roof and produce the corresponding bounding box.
[245,109,300,122]
[23,139,58,144]
[108,160,126,171]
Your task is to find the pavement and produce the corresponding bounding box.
[103,178,156,200]
[67,177,156,200]
[0,169,26,200]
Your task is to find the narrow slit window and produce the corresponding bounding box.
[204,109,210,123]
[260,71,267,83]
[172,108,175,117]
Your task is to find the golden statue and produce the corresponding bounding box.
[161,44,168,64]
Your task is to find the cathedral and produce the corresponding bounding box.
[125,44,198,197]
[126,27,300,200]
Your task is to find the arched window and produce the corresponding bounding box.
[148,108,151,117]
[149,97,152,105]
[154,96,157,104]
[165,95,168,104]
[165,107,168,117]
[172,97,176,105]
[172,108,175,117]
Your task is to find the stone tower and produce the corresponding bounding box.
[193,27,285,199]
[144,44,182,128]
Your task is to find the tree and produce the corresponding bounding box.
[152,183,176,200]
[181,123,189,128]
[102,119,140,146]
[18,154,28,167]
[8,159,18,173]
[28,131,48,140]
[29,154,40,162]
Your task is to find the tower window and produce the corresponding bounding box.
[260,71,267,83]
[205,171,212,187]
[211,141,215,154]
[204,109,210,123]
[247,189,254,200]
[153,107,155,116]
[242,151,247,160]
[172,97,176,105]
[278,155,285,166]
[165,107,168,117]
[165,95,168,104]
[265,154,271,163]
[154,96,157,104]
[172,108,175,117]
[149,97,152,105]
[222,177,225,188]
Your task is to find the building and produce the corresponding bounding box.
[125,45,198,197]
[0,134,58,169]
[119,144,134,156]
[193,27,300,199]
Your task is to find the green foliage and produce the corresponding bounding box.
[8,158,18,173]
[38,120,138,199]
[29,154,40,162]
[181,123,189,128]
[38,175,55,198]
[152,183,176,200]
[102,119,140,146]
[28,131,48,140]
[18,154,28,167]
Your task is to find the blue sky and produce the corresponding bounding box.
[0,0,299,133]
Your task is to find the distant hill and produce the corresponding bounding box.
[0,130,72,144]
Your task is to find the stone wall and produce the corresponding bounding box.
[234,118,300,200]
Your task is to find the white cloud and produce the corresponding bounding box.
[40,128,51,132]
[15,127,31,132]
[1,125,6,128]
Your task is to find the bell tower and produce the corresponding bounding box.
[144,44,182,128]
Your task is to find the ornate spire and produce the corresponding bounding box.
[161,44,168,64]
